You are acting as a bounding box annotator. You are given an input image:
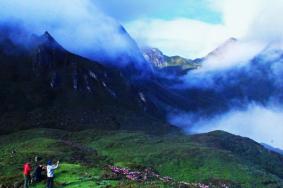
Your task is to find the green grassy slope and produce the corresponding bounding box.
[0,129,282,188]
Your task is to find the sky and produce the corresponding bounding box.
[94,0,283,59]
[94,0,221,24]
[94,0,224,58]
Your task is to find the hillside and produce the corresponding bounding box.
[0,129,282,188]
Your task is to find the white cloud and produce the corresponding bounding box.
[215,0,283,43]
[126,18,230,59]
[211,0,264,39]
[200,40,265,72]
[170,104,283,149]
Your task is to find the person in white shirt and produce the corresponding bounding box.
[46,160,59,188]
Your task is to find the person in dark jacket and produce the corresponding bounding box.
[33,164,44,182]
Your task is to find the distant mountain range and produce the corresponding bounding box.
[1,23,283,138]
[2,22,283,133]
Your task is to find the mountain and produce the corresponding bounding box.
[142,47,200,75]
[0,28,176,134]
[0,25,209,135]
[2,25,255,135]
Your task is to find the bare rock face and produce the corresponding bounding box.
[142,48,167,68]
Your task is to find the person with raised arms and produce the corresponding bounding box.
[46,160,60,188]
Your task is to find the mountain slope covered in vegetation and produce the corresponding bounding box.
[0,129,282,188]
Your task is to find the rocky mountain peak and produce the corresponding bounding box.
[34,31,64,50]
[142,47,166,68]
[42,31,56,42]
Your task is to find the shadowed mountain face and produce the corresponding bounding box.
[0,29,177,134]
[1,26,210,135]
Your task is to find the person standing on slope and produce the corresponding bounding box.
[33,164,44,182]
[23,161,32,188]
[46,160,60,188]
